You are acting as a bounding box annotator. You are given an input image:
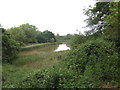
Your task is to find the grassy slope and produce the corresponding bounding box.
[21,42,62,51]
[2,43,66,88]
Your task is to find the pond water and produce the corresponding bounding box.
[54,44,70,52]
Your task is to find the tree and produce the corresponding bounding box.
[55,34,73,43]
[84,2,120,44]
[7,27,27,44]
[42,30,56,42]
[70,34,87,49]
[104,2,120,40]
[2,28,20,63]
[36,30,56,43]
[19,23,38,43]
[7,23,38,44]
[103,2,120,49]
[84,2,113,34]
[36,31,46,43]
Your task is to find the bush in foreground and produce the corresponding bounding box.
[66,39,119,87]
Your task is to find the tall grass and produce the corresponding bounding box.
[2,43,66,88]
[12,44,62,68]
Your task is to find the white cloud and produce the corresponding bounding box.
[0,0,96,35]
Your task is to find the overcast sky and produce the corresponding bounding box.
[0,0,96,35]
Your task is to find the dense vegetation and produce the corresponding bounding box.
[2,2,120,88]
[7,23,57,45]
[55,33,73,43]
[2,28,20,63]
[2,23,58,63]
[13,38,119,88]
[2,23,73,63]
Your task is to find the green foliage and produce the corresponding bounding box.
[84,2,119,44]
[14,62,78,88]
[70,34,87,49]
[2,44,64,88]
[2,2,119,88]
[7,27,27,45]
[36,32,46,43]
[19,23,38,43]
[104,2,120,41]
[2,63,34,88]
[36,30,56,43]
[55,34,73,43]
[65,39,119,87]
[12,39,119,88]
[70,32,103,49]
[7,24,57,45]
[3,37,119,88]
[84,2,112,34]
[8,23,38,44]
[42,30,56,42]
[2,28,20,63]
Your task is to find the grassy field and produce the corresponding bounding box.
[2,43,66,88]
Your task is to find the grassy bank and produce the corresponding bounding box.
[21,42,62,51]
[2,43,66,88]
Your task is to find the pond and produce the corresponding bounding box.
[54,44,70,52]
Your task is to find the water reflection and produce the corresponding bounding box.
[54,44,70,52]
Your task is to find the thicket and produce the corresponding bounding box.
[67,38,119,87]
[2,28,20,63]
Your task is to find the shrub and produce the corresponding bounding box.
[65,39,119,87]
[70,34,87,49]
[2,28,20,63]
[14,61,79,88]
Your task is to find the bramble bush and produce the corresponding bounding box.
[65,38,119,87]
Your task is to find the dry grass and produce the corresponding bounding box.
[13,44,66,69]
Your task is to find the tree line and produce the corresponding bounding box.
[7,23,56,45]
[1,23,55,62]
[1,23,73,63]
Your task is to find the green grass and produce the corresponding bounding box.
[12,55,44,66]
[2,64,35,88]
[2,43,66,88]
